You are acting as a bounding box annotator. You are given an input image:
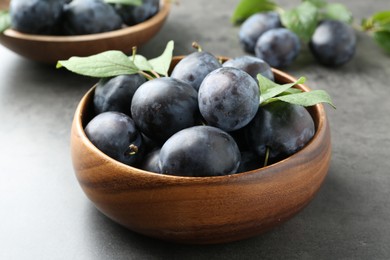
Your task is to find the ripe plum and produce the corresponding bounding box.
[131,77,199,143]
[159,126,241,177]
[254,28,301,68]
[170,51,221,91]
[85,112,143,166]
[198,67,259,132]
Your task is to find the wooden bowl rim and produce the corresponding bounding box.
[72,58,328,183]
[2,0,170,43]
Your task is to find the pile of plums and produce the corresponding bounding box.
[84,52,316,177]
[9,0,159,35]
[238,12,356,67]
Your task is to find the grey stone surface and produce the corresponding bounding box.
[1,0,390,259]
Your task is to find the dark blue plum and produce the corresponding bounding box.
[309,20,356,67]
[170,51,222,91]
[255,28,301,68]
[62,0,122,35]
[113,0,159,26]
[140,148,161,173]
[85,112,144,166]
[239,12,281,53]
[10,0,65,34]
[244,101,315,163]
[222,55,274,81]
[198,67,260,132]
[131,77,199,143]
[159,126,241,177]
[93,74,146,116]
[236,151,263,173]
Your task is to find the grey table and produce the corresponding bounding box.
[1,0,390,259]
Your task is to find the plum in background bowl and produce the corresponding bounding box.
[0,0,170,64]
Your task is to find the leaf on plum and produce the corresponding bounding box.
[103,0,142,6]
[258,74,306,104]
[56,51,139,77]
[231,0,278,25]
[148,40,174,77]
[275,90,336,108]
[322,3,353,23]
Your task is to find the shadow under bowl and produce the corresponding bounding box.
[70,57,332,244]
[0,0,170,64]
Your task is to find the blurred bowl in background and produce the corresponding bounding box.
[0,0,170,64]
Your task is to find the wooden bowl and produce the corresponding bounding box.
[0,0,170,64]
[70,57,331,244]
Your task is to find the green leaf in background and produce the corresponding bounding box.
[361,10,390,31]
[373,31,390,54]
[231,0,278,25]
[302,0,326,8]
[258,74,306,104]
[274,90,336,108]
[372,11,390,25]
[280,1,318,42]
[322,3,353,23]
[0,11,11,34]
[103,0,142,6]
[56,51,139,77]
[148,40,174,76]
[361,10,390,54]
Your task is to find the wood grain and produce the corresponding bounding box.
[0,0,170,64]
[70,58,332,244]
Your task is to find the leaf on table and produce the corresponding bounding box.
[231,0,278,25]
[56,51,139,77]
[373,31,390,54]
[280,1,318,42]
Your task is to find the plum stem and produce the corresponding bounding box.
[264,146,270,167]
[127,144,139,156]
[192,42,203,52]
[138,70,154,81]
[131,46,137,62]
[150,70,161,78]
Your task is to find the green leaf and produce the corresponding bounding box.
[281,88,303,95]
[258,74,306,104]
[372,11,390,24]
[103,0,142,6]
[0,11,11,34]
[148,40,174,76]
[302,0,326,8]
[280,1,318,42]
[373,31,390,54]
[322,3,353,23]
[372,11,390,32]
[132,54,153,71]
[274,90,336,108]
[361,11,390,32]
[56,51,139,77]
[231,0,278,25]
